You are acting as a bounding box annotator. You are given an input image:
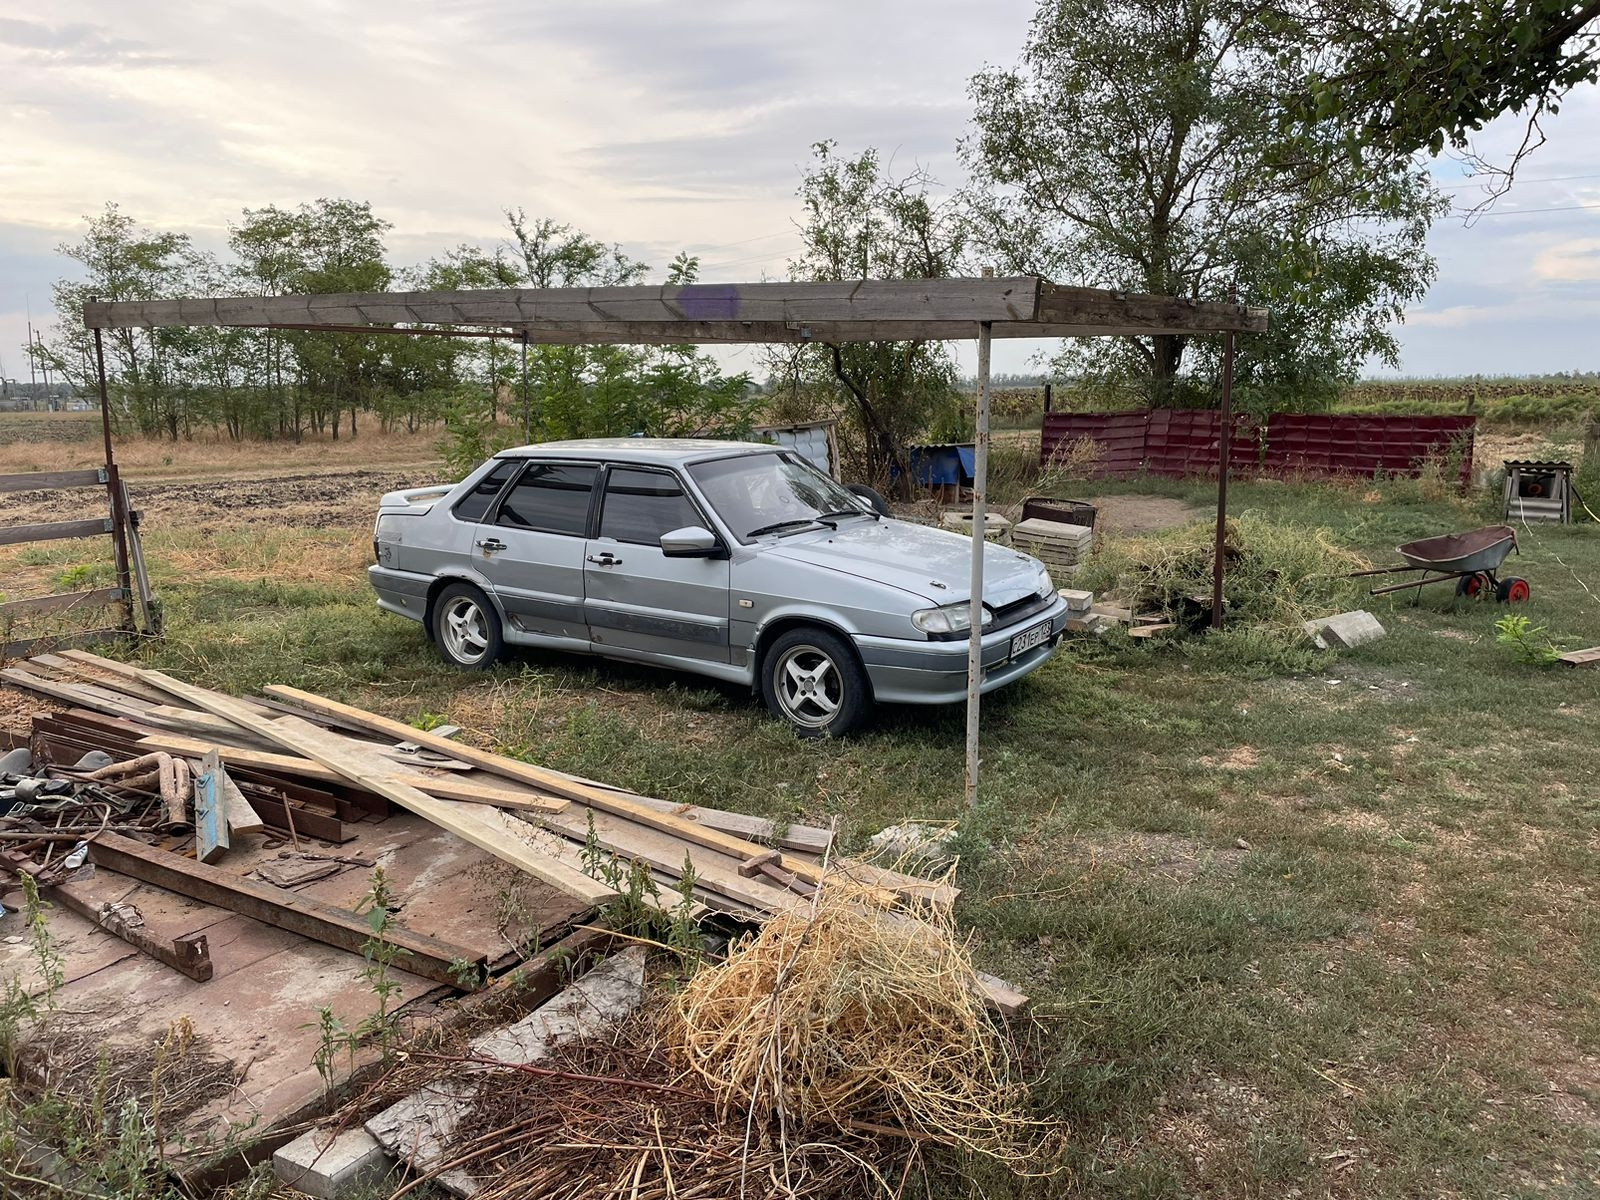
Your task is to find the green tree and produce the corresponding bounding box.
[32,204,195,438]
[1290,1,1600,166]
[774,141,969,493]
[964,0,1445,408]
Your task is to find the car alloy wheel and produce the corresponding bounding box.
[774,643,845,729]
[440,593,493,665]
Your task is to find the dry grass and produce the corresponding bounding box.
[0,415,444,482]
[668,880,1053,1169]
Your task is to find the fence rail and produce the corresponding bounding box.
[1042,410,1475,483]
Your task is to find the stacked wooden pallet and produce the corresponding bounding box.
[1011,516,1094,577]
[1,652,956,930]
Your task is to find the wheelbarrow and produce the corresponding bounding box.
[1351,524,1530,603]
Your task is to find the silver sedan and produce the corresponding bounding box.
[369,439,1068,736]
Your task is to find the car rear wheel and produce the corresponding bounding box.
[432,583,504,670]
[760,627,870,738]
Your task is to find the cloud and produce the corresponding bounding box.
[1531,237,1600,283]
[0,17,185,67]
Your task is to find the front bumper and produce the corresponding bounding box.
[854,595,1070,705]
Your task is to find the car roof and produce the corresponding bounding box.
[496,438,780,466]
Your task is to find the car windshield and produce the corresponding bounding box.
[689,452,869,542]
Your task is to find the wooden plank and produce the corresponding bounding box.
[263,685,866,900]
[138,672,612,906]
[218,764,265,835]
[1557,646,1600,668]
[0,629,130,662]
[0,518,112,547]
[85,278,1046,331]
[0,668,152,723]
[87,832,481,987]
[973,970,1030,1018]
[0,469,106,494]
[0,589,123,619]
[132,731,569,812]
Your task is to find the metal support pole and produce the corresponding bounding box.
[1211,320,1236,630]
[92,323,135,627]
[520,334,532,443]
[964,320,994,809]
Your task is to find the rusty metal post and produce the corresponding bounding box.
[1211,311,1237,630]
[92,322,135,625]
[964,319,994,809]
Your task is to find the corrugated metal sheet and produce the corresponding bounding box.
[751,421,837,477]
[1041,410,1475,482]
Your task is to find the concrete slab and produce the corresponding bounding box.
[273,1126,394,1199]
[366,947,646,1197]
[1304,610,1386,650]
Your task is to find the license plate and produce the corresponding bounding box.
[1009,620,1053,658]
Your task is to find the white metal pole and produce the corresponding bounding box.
[964,320,993,809]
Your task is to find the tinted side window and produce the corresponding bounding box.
[452,460,517,522]
[496,463,598,536]
[599,468,702,545]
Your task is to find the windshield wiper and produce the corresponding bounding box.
[817,506,880,523]
[746,518,826,538]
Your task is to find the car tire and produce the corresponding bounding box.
[845,482,892,517]
[431,582,504,670]
[760,626,871,738]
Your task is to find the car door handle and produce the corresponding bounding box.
[476,538,506,553]
[586,552,621,566]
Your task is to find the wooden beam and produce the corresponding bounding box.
[0,469,106,494]
[88,832,483,987]
[0,518,112,547]
[1037,283,1268,334]
[0,589,124,619]
[132,730,569,812]
[83,278,1045,332]
[136,671,613,905]
[262,686,876,901]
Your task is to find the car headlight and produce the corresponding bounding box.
[1036,566,1054,598]
[912,602,994,635]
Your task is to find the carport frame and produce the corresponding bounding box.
[85,275,1265,807]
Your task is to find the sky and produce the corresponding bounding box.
[2,0,1599,384]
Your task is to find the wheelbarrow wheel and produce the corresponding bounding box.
[1455,572,1491,599]
[1496,577,1531,604]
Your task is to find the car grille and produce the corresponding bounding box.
[989,591,1054,631]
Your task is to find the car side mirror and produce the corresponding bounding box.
[660,525,722,558]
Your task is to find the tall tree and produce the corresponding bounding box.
[775,141,969,492]
[1289,1,1600,170]
[964,0,1445,408]
[31,204,195,437]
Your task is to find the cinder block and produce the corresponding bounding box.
[273,1126,394,1200]
[1304,610,1386,650]
[1057,588,1094,613]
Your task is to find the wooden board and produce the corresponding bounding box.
[1558,646,1600,668]
[137,671,613,907]
[132,731,569,812]
[0,589,123,618]
[0,469,106,494]
[0,518,111,547]
[262,685,881,901]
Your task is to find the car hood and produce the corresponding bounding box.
[763,517,1048,606]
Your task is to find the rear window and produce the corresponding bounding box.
[599,468,703,545]
[452,460,518,522]
[496,463,598,536]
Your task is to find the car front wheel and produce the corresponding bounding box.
[760,627,871,738]
[432,582,504,670]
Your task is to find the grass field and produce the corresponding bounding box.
[2,426,1598,1197]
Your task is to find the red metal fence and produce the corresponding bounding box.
[1041,410,1475,483]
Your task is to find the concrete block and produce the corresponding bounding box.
[1057,588,1094,613]
[273,1126,394,1200]
[867,822,958,870]
[367,947,646,1197]
[1304,610,1386,650]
